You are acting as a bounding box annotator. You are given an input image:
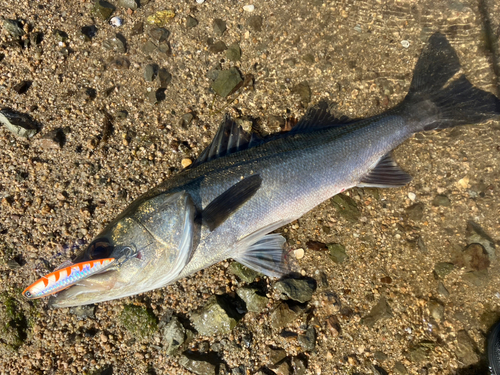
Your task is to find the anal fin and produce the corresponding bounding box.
[358,153,412,188]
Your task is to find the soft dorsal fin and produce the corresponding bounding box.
[200,174,262,231]
[192,114,262,167]
[358,153,412,188]
[290,100,352,133]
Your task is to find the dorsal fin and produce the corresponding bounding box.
[290,100,352,133]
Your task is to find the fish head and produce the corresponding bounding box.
[49,191,196,308]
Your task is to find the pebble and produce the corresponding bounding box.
[103,35,126,53]
[455,330,479,366]
[13,81,31,95]
[109,16,123,27]
[331,193,360,222]
[157,68,172,88]
[119,305,158,340]
[361,297,392,327]
[93,0,116,21]
[236,286,269,313]
[226,43,241,61]
[269,347,286,365]
[196,0,205,3]
[2,19,24,38]
[432,194,451,207]
[437,282,450,298]
[181,158,192,168]
[246,15,263,32]
[209,40,227,54]
[466,221,496,258]
[161,316,186,355]
[408,192,416,201]
[427,300,444,322]
[294,248,305,259]
[186,15,199,29]
[401,40,410,48]
[191,295,240,336]
[211,67,243,97]
[270,303,298,330]
[118,0,138,10]
[328,243,347,264]
[274,277,316,303]
[406,202,424,221]
[144,64,158,82]
[394,362,408,374]
[150,27,170,43]
[212,19,226,36]
[243,4,255,12]
[298,326,316,351]
[229,262,260,283]
[456,243,490,271]
[433,262,454,279]
[291,357,307,375]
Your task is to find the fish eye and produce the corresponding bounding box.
[73,238,113,262]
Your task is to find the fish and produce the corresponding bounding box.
[33,32,499,308]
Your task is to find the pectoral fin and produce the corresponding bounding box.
[358,153,412,188]
[200,174,262,231]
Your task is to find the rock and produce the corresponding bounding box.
[0,109,38,138]
[119,305,158,340]
[150,27,170,43]
[81,25,98,41]
[269,347,286,365]
[437,282,450,298]
[331,193,360,222]
[53,29,68,42]
[432,194,451,207]
[211,67,243,97]
[292,81,312,105]
[246,15,263,31]
[186,15,199,29]
[103,34,126,53]
[229,263,259,283]
[374,351,388,362]
[466,221,496,259]
[427,300,444,322]
[406,202,424,221]
[38,128,66,149]
[69,305,96,320]
[2,19,24,38]
[181,158,192,168]
[284,58,296,66]
[274,278,316,303]
[182,113,194,127]
[13,81,31,95]
[326,315,341,337]
[116,110,128,119]
[306,241,328,252]
[327,243,348,264]
[291,357,306,375]
[226,43,241,61]
[361,297,392,327]
[270,303,298,330]
[178,355,216,375]
[157,68,172,88]
[209,41,227,54]
[161,316,186,355]
[462,270,489,287]
[131,21,144,36]
[394,362,408,374]
[6,259,21,270]
[433,262,454,279]
[118,0,138,10]
[407,341,434,363]
[144,64,158,81]
[212,19,226,36]
[191,295,241,336]
[93,0,115,20]
[298,326,316,351]
[142,40,157,54]
[455,243,490,271]
[236,286,269,313]
[302,53,315,65]
[274,361,290,375]
[243,4,255,12]
[109,56,130,70]
[455,330,479,366]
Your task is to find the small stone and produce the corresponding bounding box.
[226,43,241,61]
[6,259,21,270]
[432,194,451,207]
[243,5,255,12]
[13,81,31,95]
[406,202,424,221]
[38,128,65,149]
[427,300,444,322]
[150,27,170,43]
[246,15,263,32]
[455,330,479,366]
[268,347,286,365]
[69,305,96,320]
[462,270,489,287]
[394,362,408,374]
[407,341,434,363]
[109,16,123,27]
[455,243,490,271]
[109,57,130,70]
[270,303,298,329]
[81,25,98,41]
[181,158,192,168]
[236,286,269,313]
[182,113,194,127]
[306,241,328,252]
[284,58,296,66]
[361,297,392,327]
[326,315,341,336]
[294,248,305,259]
[2,19,24,38]
[328,243,347,264]
[119,305,158,340]
[211,67,243,97]
[291,357,306,375]
[196,0,205,4]
[161,316,186,355]
[212,19,226,36]
[116,110,128,119]
[144,64,158,81]
[53,30,68,42]
[274,277,316,303]
[209,41,227,54]
[229,262,260,283]
[157,68,172,88]
[103,35,126,53]
[437,282,450,298]
[93,0,115,20]
[466,221,496,259]
[118,0,138,10]
[433,262,454,279]
[298,326,316,351]
[130,21,144,36]
[142,40,157,54]
[179,355,216,375]
[0,109,38,138]
[186,15,198,29]
[401,40,410,48]
[147,10,175,27]
[191,295,241,336]
[302,53,315,65]
[331,193,360,222]
[374,351,388,362]
[408,192,416,201]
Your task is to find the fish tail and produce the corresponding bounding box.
[401,32,500,132]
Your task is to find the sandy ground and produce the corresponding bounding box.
[0,0,499,374]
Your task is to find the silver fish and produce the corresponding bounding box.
[47,33,500,308]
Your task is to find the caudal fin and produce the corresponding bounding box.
[402,32,500,131]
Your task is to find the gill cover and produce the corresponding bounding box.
[50,191,195,307]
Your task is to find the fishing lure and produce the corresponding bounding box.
[23,258,116,299]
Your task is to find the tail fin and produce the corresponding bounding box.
[402,32,500,132]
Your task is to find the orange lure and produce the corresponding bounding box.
[23,258,115,299]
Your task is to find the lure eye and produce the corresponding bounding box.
[24,291,32,298]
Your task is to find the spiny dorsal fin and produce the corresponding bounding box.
[358,153,412,188]
[200,174,262,231]
[290,100,352,133]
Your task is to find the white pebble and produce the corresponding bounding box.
[401,40,410,48]
[109,17,123,27]
[408,192,416,201]
[243,4,255,12]
[294,248,305,259]
[196,0,205,3]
